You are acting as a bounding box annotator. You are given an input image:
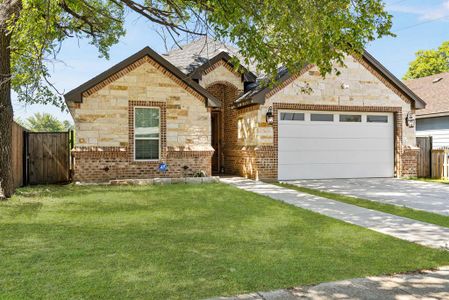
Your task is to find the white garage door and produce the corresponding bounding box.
[278,111,394,180]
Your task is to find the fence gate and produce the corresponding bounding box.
[417,136,432,178]
[25,132,71,185]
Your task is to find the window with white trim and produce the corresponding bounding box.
[340,114,362,122]
[134,107,160,160]
[311,113,334,122]
[367,115,388,123]
[280,112,305,121]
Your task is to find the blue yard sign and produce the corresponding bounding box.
[158,162,168,173]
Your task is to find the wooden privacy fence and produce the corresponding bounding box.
[11,122,26,189]
[10,122,73,188]
[431,149,449,179]
[416,136,449,179]
[417,136,432,178]
[25,132,72,185]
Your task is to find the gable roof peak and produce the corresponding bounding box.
[64,46,221,108]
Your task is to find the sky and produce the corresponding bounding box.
[12,0,449,123]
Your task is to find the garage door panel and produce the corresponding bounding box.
[279,124,392,139]
[278,149,394,165]
[278,163,393,180]
[278,137,393,152]
[278,111,394,180]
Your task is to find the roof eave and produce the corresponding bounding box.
[416,111,449,119]
[361,51,426,109]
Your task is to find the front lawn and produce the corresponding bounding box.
[1,183,449,299]
[408,177,449,185]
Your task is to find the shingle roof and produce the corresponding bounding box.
[405,72,449,117]
[163,37,258,75]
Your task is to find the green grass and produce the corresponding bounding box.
[408,177,449,185]
[277,182,449,229]
[1,183,449,299]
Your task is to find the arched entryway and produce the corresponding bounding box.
[206,82,240,175]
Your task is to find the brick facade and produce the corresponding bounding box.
[225,56,419,180]
[69,57,213,182]
[68,54,419,182]
[401,147,420,178]
[203,62,274,180]
[72,147,212,182]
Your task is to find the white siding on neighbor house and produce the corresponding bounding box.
[417,116,449,148]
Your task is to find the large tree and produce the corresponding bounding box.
[0,0,393,198]
[403,41,449,80]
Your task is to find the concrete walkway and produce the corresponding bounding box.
[220,177,449,250]
[286,178,449,216]
[208,266,449,300]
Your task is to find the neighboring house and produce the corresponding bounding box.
[405,73,449,149]
[65,38,425,182]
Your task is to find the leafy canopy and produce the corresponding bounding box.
[15,113,73,132]
[9,0,393,109]
[403,41,449,80]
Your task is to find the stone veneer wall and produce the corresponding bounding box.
[69,54,419,182]
[235,55,419,179]
[68,57,213,182]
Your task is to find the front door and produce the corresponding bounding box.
[211,111,221,174]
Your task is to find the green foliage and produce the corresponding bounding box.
[5,0,393,108]
[207,0,393,80]
[1,183,449,299]
[9,0,125,109]
[21,112,73,132]
[403,41,449,80]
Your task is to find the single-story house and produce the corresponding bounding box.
[65,38,426,182]
[405,73,449,149]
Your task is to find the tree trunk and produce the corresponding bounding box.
[0,0,21,199]
[0,25,13,199]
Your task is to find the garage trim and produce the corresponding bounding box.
[272,103,403,180]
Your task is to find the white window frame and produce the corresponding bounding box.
[310,112,335,122]
[366,114,389,124]
[279,112,306,122]
[133,106,161,161]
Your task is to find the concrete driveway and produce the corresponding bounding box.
[285,178,449,216]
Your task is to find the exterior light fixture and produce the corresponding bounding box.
[266,106,274,125]
[406,111,416,128]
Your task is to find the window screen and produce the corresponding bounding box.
[134,107,160,160]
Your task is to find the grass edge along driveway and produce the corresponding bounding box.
[277,182,449,229]
[1,183,449,299]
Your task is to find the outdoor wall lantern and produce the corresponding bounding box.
[266,106,274,125]
[406,111,416,128]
